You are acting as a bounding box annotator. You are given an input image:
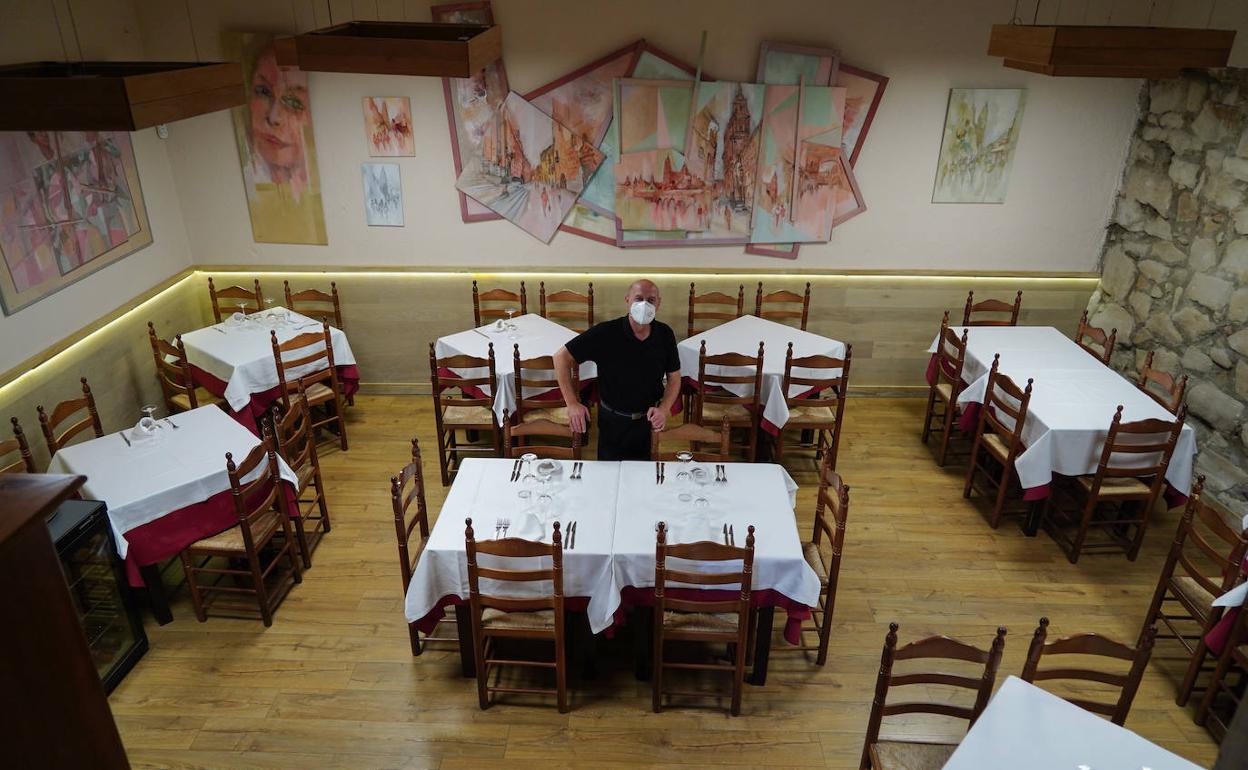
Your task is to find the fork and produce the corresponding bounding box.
[502,518,510,537]
[659,462,666,483]
[729,524,735,546]
[722,522,729,545]
[719,464,728,483]
[495,518,502,539]
[165,417,179,429]
[572,461,583,480]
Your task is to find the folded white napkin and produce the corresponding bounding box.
[129,416,161,442]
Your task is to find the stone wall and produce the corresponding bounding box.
[1087,69,1248,520]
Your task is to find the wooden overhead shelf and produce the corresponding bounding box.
[275,21,502,77]
[0,60,244,131]
[988,24,1235,78]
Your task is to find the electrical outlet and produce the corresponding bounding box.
[155,124,169,139]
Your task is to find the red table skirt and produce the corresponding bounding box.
[191,364,360,435]
[435,366,580,413]
[122,481,298,587]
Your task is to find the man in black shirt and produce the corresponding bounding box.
[554,279,682,460]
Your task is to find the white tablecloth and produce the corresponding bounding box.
[944,676,1202,769]
[46,405,297,558]
[926,326,1196,495]
[403,457,817,633]
[180,310,356,411]
[679,315,846,431]
[434,314,596,423]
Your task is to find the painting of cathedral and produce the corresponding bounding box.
[683,82,765,243]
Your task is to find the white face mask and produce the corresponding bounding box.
[629,299,656,325]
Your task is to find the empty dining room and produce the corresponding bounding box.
[4,0,1248,768]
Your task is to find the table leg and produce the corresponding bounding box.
[748,606,774,686]
[139,564,173,625]
[1022,498,1043,537]
[633,607,653,681]
[455,607,475,678]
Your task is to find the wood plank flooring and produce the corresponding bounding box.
[110,396,1221,768]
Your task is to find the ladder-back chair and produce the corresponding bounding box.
[774,342,851,467]
[429,342,500,486]
[502,409,581,460]
[209,277,263,322]
[283,280,344,329]
[392,437,457,655]
[688,282,745,337]
[962,290,1022,327]
[270,323,348,451]
[1137,350,1188,414]
[921,314,969,466]
[1075,309,1116,365]
[963,354,1034,529]
[694,340,764,462]
[271,382,331,568]
[0,417,37,474]
[650,416,731,462]
[472,280,527,326]
[539,281,593,332]
[147,322,222,413]
[37,377,104,456]
[755,281,811,330]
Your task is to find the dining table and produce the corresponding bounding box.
[179,309,360,431]
[943,675,1203,769]
[678,314,847,435]
[46,404,298,624]
[404,456,819,684]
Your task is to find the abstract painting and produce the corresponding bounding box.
[0,130,150,314]
[456,92,604,243]
[837,64,889,166]
[933,88,1026,203]
[362,163,403,226]
[756,41,839,88]
[433,1,508,223]
[363,97,414,157]
[681,82,765,244]
[226,31,327,245]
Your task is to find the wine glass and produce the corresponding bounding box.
[505,307,519,340]
[517,452,539,500]
[140,404,158,433]
[691,466,711,508]
[675,450,694,503]
[238,300,250,319]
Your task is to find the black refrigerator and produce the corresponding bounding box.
[47,498,148,693]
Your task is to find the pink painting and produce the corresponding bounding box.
[363,97,414,157]
[837,64,889,167]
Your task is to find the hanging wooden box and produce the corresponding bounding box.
[276,21,502,77]
[0,61,244,131]
[988,24,1235,78]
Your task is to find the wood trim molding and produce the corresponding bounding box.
[197,264,1100,279]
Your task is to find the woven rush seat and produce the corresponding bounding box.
[870,740,958,770]
[191,509,280,553]
[802,541,829,583]
[663,611,740,635]
[481,607,557,631]
[442,404,495,425]
[1075,475,1151,498]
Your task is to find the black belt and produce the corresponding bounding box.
[599,399,647,421]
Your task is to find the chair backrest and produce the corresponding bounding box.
[654,521,755,618]
[810,457,849,588]
[271,322,339,409]
[465,516,564,616]
[1137,351,1188,414]
[0,417,37,474]
[688,282,745,337]
[429,341,497,414]
[650,416,731,462]
[1087,405,1185,501]
[513,345,578,417]
[782,341,851,421]
[1075,310,1116,365]
[962,289,1022,327]
[147,322,198,411]
[391,437,430,593]
[697,340,764,410]
[502,409,581,459]
[472,280,527,326]
[755,281,811,330]
[861,622,1007,768]
[209,277,264,322]
[539,281,593,332]
[272,382,317,476]
[284,280,344,329]
[37,377,104,455]
[977,353,1033,456]
[1021,617,1156,725]
[224,429,289,546]
[934,314,970,395]
[1167,475,1248,602]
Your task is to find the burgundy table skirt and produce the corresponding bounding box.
[121,481,298,587]
[191,364,360,434]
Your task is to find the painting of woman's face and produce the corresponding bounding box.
[247,47,309,176]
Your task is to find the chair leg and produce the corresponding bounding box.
[334,399,349,451]
[250,551,273,627]
[652,609,664,713]
[291,515,313,570]
[474,631,491,710]
[287,528,303,584]
[962,440,980,498]
[181,551,207,623]
[921,388,937,443]
[408,623,422,656]
[936,399,956,467]
[816,593,834,666]
[988,463,1013,529]
[315,478,331,533]
[556,631,569,714]
[1177,637,1210,707]
[747,422,758,463]
[437,428,452,487]
[1127,501,1150,561]
[731,623,747,716]
[1068,499,1096,565]
[1194,641,1238,725]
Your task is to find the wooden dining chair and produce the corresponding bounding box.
[392,437,457,656]
[694,340,764,462]
[755,281,811,330]
[209,276,263,322]
[961,289,1022,327]
[512,345,578,429]
[1042,405,1186,563]
[790,456,848,666]
[1075,309,1116,365]
[283,280,344,329]
[429,342,500,486]
[650,416,731,462]
[652,521,755,716]
[538,281,593,332]
[1,417,37,474]
[860,623,1007,770]
[271,382,331,569]
[502,409,581,460]
[37,377,104,456]
[465,516,568,712]
[1194,594,1248,734]
[688,282,745,337]
[774,342,852,467]
[1137,350,1188,414]
[147,322,222,414]
[1137,476,1248,706]
[921,314,969,467]
[472,280,526,326]
[180,429,303,627]
[963,354,1034,529]
[1021,617,1157,726]
[270,322,348,452]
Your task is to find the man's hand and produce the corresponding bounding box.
[568,402,590,433]
[647,406,667,432]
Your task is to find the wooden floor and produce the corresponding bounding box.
[109,396,1221,769]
